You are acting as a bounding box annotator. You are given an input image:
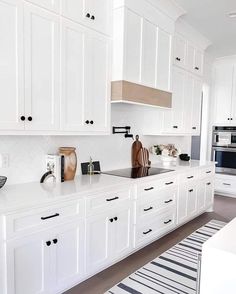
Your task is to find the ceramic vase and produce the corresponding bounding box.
[59,147,77,181]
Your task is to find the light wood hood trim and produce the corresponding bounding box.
[111,80,172,108]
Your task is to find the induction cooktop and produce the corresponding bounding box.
[102,167,173,179]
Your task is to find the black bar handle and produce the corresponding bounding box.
[223,183,231,186]
[144,206,153,212]
[206,182,211,186]
[144,187,154,191]
[106,196,119,202]
[164,219,172,225]
[41,213,59,220]
[189,189,194,193]
[165,181,174,186]
[206,171,212,174]
[187,176,194,179]
[143,229,152,235]
[164,199,173,204]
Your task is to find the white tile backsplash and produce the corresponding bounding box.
[0,105,191,185]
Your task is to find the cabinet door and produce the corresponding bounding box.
[111,207,133,260]
[52,222,85,292]
[191,77,202,135]
[6,233,51,294]
[156,28,172,92]
[0,0,24,130]
[163,67,185,133]
[194,49,204,76]
[197,180,206,212]
[187,185,198,218]
[25,0,60,13]
[84,31,110,132]
[173,34,187,69]
[187,43,195,73]
[86,213,111,273]
[124,9,142,83]
[177,186,188,225]
[61,0,111,36]
[205,180,214,208]
[214,63,233,124]
[61,20,86,131]
[231,65,236,122]
[183,74,194,134]
[24,4,60,131]
[141,19,157,87]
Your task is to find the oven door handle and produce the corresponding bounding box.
[212,147,236,152]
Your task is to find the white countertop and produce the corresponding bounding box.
[0,160,215,214]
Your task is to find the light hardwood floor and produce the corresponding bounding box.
[65,195,236,294]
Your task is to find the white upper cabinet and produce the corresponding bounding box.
[194,48,204,76]
[24,0,60,13]
[213,63,235,125]
[61,0,112,36]
[24,4,60,131]
[191,77,202,135]
[187,42,204,76]
[173,34,187,69]
[113,6,173,93]
[0,0,24,130]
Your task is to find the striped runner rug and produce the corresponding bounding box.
[105,219,226,294]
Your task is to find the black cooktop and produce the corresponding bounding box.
[102,167,173,179]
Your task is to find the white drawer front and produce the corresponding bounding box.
[135,209,176,246]
[215,178,236,192]
[137,176,177,199]
[86,187,131,215]
[179,169,198,183]
[136,187,177,220]
[4,200,84,240]
[199,166,215,179]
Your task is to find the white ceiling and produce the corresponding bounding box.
[174,0,236,58]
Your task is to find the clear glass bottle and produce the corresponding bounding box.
[87,157,94,175]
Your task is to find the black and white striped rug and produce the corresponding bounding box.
[106,220,226,294]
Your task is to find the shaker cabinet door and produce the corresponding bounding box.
[0,0,24,130]
[173,34,187,69]
[191,77,202,135]
[24,4,60,131]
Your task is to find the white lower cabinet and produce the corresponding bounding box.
[86,205,132,274]
[5,221,85,294]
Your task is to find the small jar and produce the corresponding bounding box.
[59,147,77,181]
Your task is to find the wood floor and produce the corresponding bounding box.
[65,195,236,294]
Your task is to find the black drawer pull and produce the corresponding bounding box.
[176,57,181,61]
[144,206,153,212]
[143,229,152,235]
[41,213,59,220]
[173,126,178,129]
[144,187,154,191]
[165,181,174,186]
[206,171,212,174]
[189,189,194,193]
[223,183,231,186]
[187,176,194,179]
[106,196,119,202]
[206,182,211,186]
[165,199,173,204]
[164,219,172,225]
[192,127,197,130]
[195,67,199,70]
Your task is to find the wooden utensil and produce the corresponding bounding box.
[137,147,151,167]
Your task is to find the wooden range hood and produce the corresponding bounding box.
[111,80,172,108]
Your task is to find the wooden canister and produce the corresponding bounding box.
[59,147,77,181]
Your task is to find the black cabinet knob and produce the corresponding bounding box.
[173,126,178,129]
[90,120,94,125]
[192,127,196,130]
[109,218,113,222]
[176,57,181,61]
[20,116,25,121]
[28,116,32,121]
[91,15,95,20]
[114,217,118,221]
[85,120,90,124]
[86,13,90,18]
[195,67,199,70]
[53,239,58,244]
[46,241,51,247]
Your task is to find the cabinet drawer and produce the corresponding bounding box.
[4,200,84,240]
[199,166,215,179]
[215,177,236,193]
[136,187,177,220]
[86,187,131,215]
[179,170,198,183]
[135,209,176,246]
[137,176,177,199]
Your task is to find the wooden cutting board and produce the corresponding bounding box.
[137,147,150,167]
[131,135,143,167]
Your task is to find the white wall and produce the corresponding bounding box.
[0,104,191,185]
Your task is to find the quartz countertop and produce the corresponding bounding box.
[0,160,215,214]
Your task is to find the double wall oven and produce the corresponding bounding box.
[212,126,236,175]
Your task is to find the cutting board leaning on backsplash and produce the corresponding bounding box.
[132,135,151,168]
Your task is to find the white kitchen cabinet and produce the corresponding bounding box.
[163,67,185,133]
[191,77,202,135]
[0,0,24,130]
[205,180,214,208]
[24,0,60,13]
[113,7,172,93]
[187,184,198,217]
[177,185,188,225]
[61,0,112,36]
[86,206,132,273]
[173,33,187,69]
[187,42,204,76]
[24,4,60,131]
[5,221,84,294]
[213,63,236,125]
[61,19,110,133]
